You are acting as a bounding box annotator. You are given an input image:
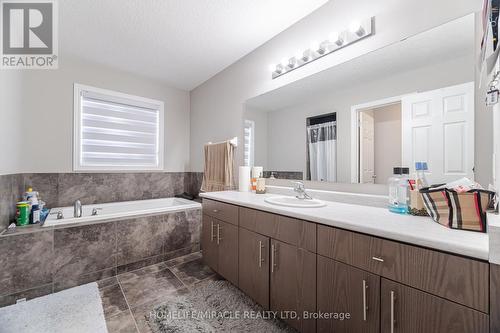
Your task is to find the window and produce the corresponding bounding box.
[244,120,255,167]
[73,84,164,171]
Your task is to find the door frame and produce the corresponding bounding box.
[350,94,409,183]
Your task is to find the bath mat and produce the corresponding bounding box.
[148,280,295,333]
[0,282,108,333]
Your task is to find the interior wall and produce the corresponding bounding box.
[263,55,473,182]
[0,72,23,175]
[372,103,402,184]
[1,57,191,174]
[190,0,483,175]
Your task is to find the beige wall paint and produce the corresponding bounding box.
[0,57,190,174]
[372,104,402,184]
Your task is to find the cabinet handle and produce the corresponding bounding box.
[210,220,215,242]
[362,279,368,321]
[372,256,384,262]
[217,224,222,245]
[271,244,277,273]
[258,241,264,267]
[390,290,396,333]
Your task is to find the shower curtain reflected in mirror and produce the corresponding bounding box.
[307,121,337,182]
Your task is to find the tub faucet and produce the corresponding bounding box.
[74,200,82,218]
[291,181,312,200]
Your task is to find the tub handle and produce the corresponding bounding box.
[217,224,222,244]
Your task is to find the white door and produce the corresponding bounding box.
[402,82,474,184]
[359,110,375,183]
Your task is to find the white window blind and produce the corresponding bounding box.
[74,84,164,171]
[244,120,255,167]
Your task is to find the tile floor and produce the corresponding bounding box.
[97,251,216,333]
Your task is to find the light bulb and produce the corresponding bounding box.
[329,31,343,46]
[302,49,313,61]
[295,51,304,61]
[310,41,320,52]
[349,20,365,36]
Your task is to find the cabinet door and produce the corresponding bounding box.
[317,256,380,333]
[270,239,316,333]
[380,278,489,333]
[217,220,239,286]
[201,214,218,271]
[238,228,270,309]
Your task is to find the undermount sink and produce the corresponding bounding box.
[264,196,326,208]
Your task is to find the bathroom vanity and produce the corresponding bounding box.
[200,192,491,333]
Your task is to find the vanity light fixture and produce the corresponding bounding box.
[270,17,374,79]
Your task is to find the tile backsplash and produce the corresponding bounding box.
[0,172,204,230]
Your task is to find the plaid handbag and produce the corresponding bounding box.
[420,186,495,233]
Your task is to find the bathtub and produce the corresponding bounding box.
[44,197,201,227]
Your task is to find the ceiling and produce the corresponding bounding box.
[59,0,328,91]
[246,14,475,110]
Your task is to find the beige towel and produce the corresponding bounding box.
[200,141,235,192]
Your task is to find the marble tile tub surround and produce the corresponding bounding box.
[0,209,201,308]
[0,172,204,230]
[200,191,489,260]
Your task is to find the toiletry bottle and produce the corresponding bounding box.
[388,167,402,213]
[397,168,410,214]
[26,188,40,224]
[415,162,429,189]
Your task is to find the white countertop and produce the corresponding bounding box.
[200,191,489,261]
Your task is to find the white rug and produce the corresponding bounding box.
[0,282,108,333]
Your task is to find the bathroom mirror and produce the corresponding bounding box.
[244,13,492,187]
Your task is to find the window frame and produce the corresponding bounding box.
[244,119,255,167]
[73,83,165,171]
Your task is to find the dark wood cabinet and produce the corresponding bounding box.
[201,214,238,285]
[317,224,489,313]
[317,256,380,333]
[217,220,238,285]
[270,239,316,333]
[380,278,489,333]
[202,199,239,225]
[201,214,218,271]
[203,200,492,333]
[238,227,270,308]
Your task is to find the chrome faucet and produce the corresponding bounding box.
[292,181,312,200]
[74,200,82,218]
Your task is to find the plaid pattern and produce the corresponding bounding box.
[420,187,494,233]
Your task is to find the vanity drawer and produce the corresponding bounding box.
[202,199,239,226]
[239,207,316,252]
[317,225,489,312]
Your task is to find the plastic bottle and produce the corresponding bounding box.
[397,167,410,214]
[388,167,402,213]
[25,188,40,224]
[415,162,429,189]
